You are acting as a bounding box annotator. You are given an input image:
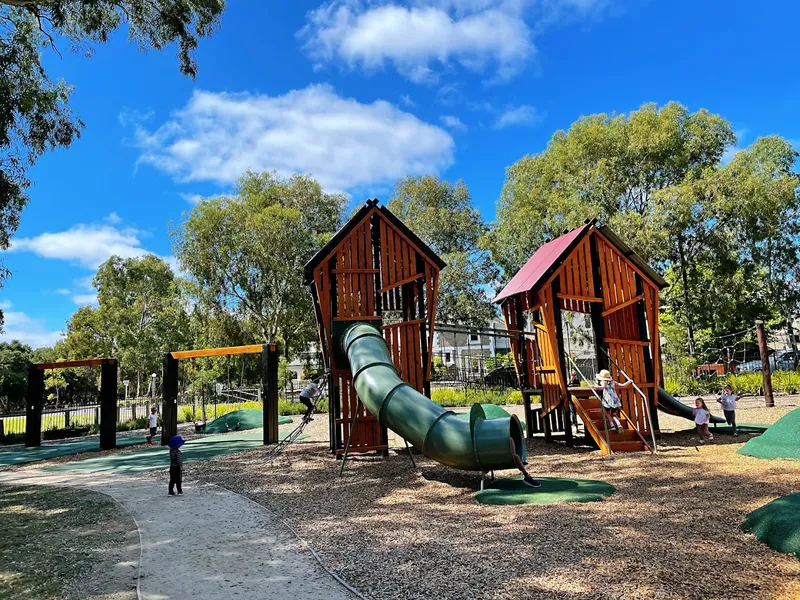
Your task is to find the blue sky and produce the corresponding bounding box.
[3,0,800,348]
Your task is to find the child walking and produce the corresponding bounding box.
[146,407,158,446]
[168,435,185,496]
[595,369,631,433]
[717,384,738,436]
[692,398,714,443]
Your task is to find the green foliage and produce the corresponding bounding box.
[0,1,225,321]
[388,175,498,324]
[176,398,329,422]
[62,255,189,397]
[663,369,800,397]
[429,388,527,407]
[173,171,345,354]
[0,340,32,412]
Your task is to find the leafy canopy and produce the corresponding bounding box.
[0,0,225,326]
[388,175,498,325]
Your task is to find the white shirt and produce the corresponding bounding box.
[148,413,158,428]
[719,393,737,411]
[693,408,709,425]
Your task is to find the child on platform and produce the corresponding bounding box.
[717,384,738,436]
[595,369,631,433]
[692,398,714,443]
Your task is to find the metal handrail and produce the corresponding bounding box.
[600,349,658,453]
[565,355,614,457]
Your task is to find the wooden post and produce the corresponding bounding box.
[99,358,118,450]
[756,320,775,408]
[551,278,573,447]
[512,298,534,438]
[25,365,44,447]
[161,353,179,446]
[262,343,279,445]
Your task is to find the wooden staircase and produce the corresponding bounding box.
[570,393,650,454]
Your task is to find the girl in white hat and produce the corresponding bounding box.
[595,369,631,432]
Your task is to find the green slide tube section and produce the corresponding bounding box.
[343,323,525,471]
[657,387,725,424]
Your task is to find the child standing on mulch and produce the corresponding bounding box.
[692,398,714,443]
[595,369,631,433]
[717,384,738,436]
[146,407,158,446]
[168,435,185,496]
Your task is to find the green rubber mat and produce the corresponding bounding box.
[0,435,159,467]
[43,429,306,474]
[203,409,292,434]
[738,408,800,460]
[475,476,615,505]
[742,493,800,559]
[709,423,770,435]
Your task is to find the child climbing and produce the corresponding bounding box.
[595,369,631,433]
[692,398,714,443]
[168,435,185,496]
[147,407,158,446]
[717,384,738,436]
[510,436,540,488]
[298,375,323,421]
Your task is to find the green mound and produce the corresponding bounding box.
[475,476,615,505]
[457,404,525,431]
[738,408,800,460]
[203,409,292,434]
[742,494,800,559]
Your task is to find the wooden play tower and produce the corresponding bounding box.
[304,200,445,456]
[494,219,668,454]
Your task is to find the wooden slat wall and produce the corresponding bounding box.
[307,206,442,455]
[534,285,566,416]
[596,234,653,434]
[555,235,596,313]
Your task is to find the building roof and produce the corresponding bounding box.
[303,199,446,284]
[492,219,668,304]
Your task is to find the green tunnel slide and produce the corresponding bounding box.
[343,323,525,471]
[657,387,726,424]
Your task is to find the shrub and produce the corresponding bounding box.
[430,388,532,407]
[176,399,330,421]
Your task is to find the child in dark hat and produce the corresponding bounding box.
[168,435,185,496]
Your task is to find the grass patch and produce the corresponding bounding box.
[0,484,137,599]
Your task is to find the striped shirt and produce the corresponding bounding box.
[170,448,183,468]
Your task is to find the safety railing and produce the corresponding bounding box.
[601,348,658,453]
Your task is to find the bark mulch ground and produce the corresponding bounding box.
[178,402,800,600]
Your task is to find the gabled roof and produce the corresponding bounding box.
[493,224,589,303]
[493,219,668,304]
[303,199,446,284]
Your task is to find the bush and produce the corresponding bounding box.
[430,388,531,407]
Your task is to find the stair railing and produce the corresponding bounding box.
[565,355,614,457]
[600,348,658,453]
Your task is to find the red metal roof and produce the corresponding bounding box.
[493,224,590,303]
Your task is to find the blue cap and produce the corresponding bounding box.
[169,435,185,449]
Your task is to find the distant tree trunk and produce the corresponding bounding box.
[677,235,696,356]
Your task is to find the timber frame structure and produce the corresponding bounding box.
[494,219,668,454]
[304,199,446,457]
[25,358,118,449]
[161,344,279,447]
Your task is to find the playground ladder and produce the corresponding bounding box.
[263,379,328,461]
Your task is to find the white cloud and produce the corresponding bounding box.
[73,294,98,306]
[440,115,467,131]
[299,1,611,84]
[10,224,150,269]
[494,104,543,129]
[104,211,123,224]
[0,302,63,349]
[55,289,70,295]
[400,94,416,107]
[180,192,205,205]
[131,85,454,192]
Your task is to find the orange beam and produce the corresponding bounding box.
[170,345,264,360]
[35,358,114,370]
